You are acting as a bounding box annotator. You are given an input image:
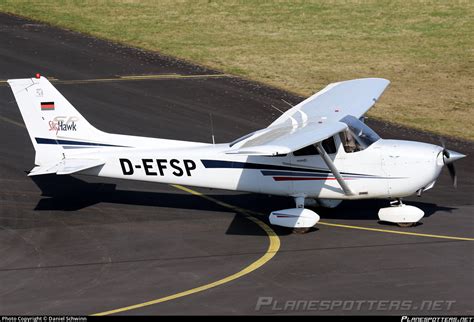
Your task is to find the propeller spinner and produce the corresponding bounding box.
[440,140,466,188]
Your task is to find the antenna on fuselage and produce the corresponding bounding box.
[281,99,294,107]
[209,112,215,145]
[267,99,293,116]
[270,104,285,114]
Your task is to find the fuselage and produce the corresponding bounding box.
[73,134,444,201]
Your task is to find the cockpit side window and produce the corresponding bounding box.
[293,136,337,156]
[340,115,381,153]
[340,129,362,153]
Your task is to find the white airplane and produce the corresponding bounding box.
[8,75,465,233]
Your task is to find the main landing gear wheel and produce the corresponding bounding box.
[293,227,311,234]
[269,201,320,234]
[397,222,417,228]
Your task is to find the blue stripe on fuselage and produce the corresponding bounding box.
[35,137,127,148]
[201,159,374,177]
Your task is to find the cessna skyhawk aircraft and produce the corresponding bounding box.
[8,75,465,232]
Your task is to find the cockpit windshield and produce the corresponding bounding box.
[340,115,380,152]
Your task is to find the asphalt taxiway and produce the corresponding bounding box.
[0,13,472,315]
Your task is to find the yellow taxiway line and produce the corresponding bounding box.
[91,184,280,316]
[55,73,231,84]
[0,73,231,86]
[317,221,474,241]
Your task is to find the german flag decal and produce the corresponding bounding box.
[41,102,55,111]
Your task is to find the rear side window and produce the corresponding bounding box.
[293,137,337,156]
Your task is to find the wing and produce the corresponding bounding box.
[227,78,389,156]
[269,78,390,128]
[226,120,347,155]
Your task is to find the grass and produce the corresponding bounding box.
[0,0,472,140]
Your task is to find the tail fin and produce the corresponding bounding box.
[8,76,103,165]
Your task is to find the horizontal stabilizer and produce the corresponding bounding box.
[28,163,60,176]
[28,159,105,176]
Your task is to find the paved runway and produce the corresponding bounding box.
[0,13,472,315]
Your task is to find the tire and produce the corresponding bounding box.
[397,222,416,228]
[293,227,311,234]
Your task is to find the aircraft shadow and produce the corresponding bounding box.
[30,175,287,236]
[29,175,456,236]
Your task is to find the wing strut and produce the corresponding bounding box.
[315,142,355,196]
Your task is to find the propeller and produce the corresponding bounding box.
[439,138,466,188]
